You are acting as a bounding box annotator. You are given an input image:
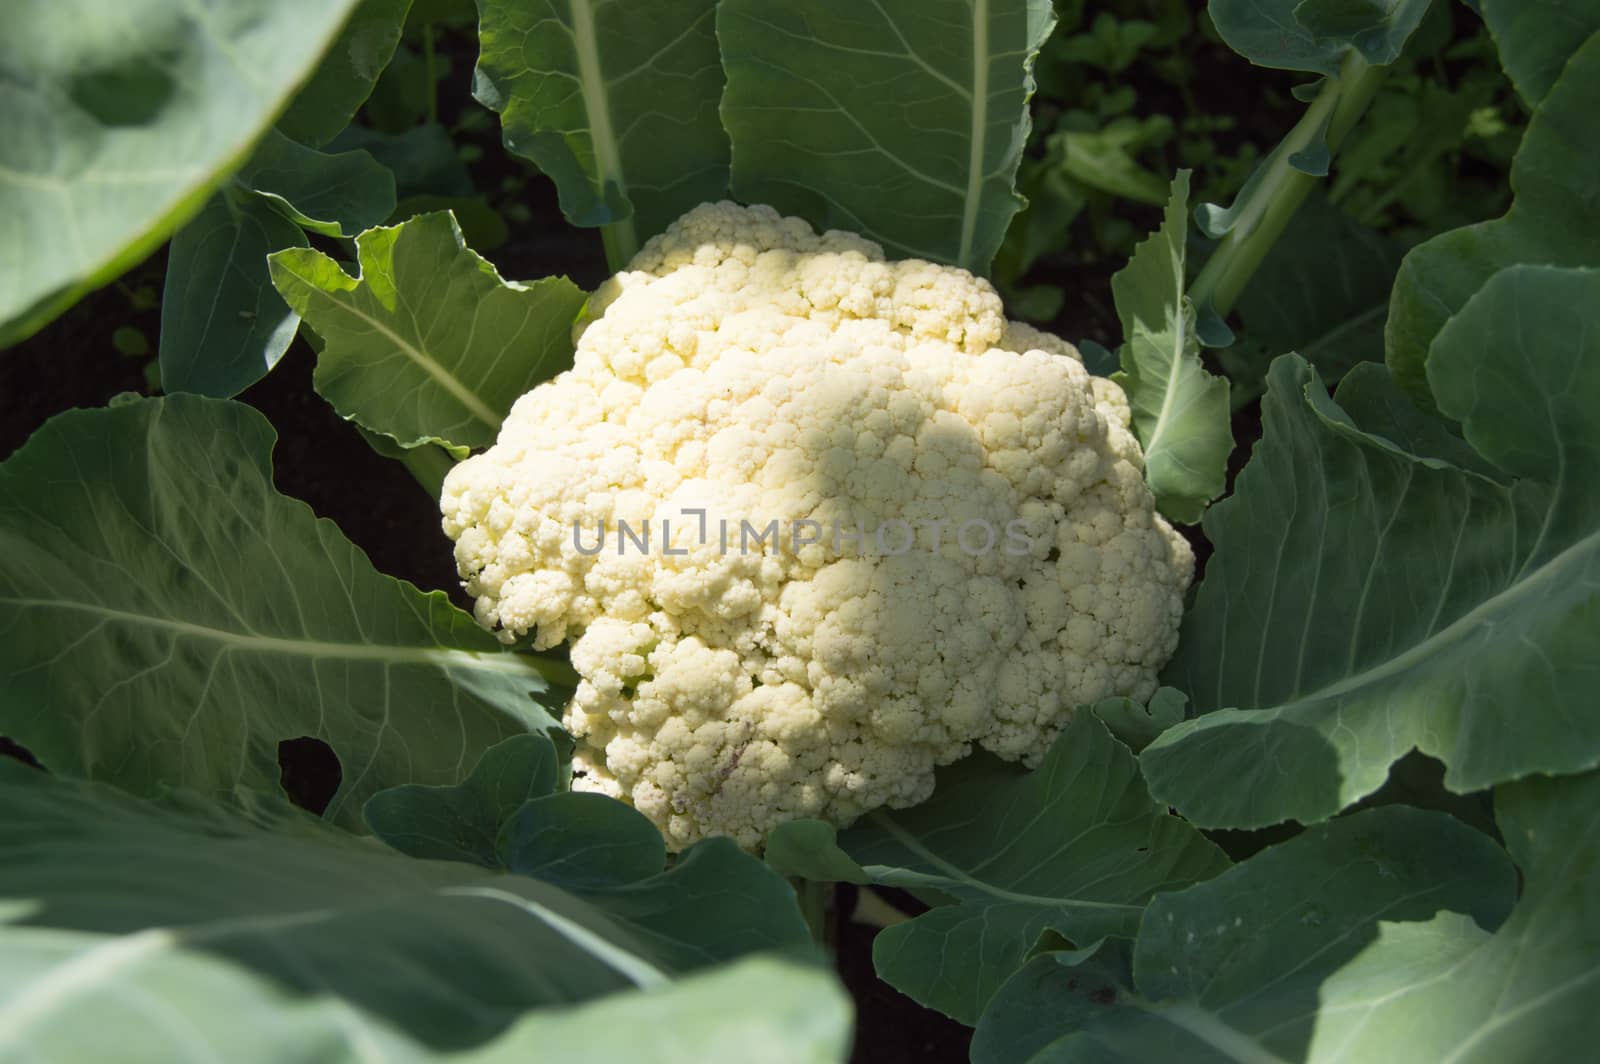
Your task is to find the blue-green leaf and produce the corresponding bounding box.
[473,0,727,266]
[0,0,366,345]
[1209,0,1432,75]
[157,190,307,398]
[1386,28,1600,403]
[0,396,565,829]
[1144,265,1600,829]
[277,0,415,147]
[0,761,829,1060]
[719,0,1058,274]
[971,804,1516,1062]
[767,712,1228,1025]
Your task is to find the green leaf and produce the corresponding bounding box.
[1209,0,1432,75]
[1050,119,1174,205]
[1314,768,1600,1061]
[0,396,564,829]
[365,733,566,867]
[1144,266,1600,829]
[473,0,727,266]
[157,190,307,399]
[493,954,853,1064]
[1477,0,1600,106]
[1111,171,1233,524]
[970,805,1516,1062]
[236,129,398,239]
[718,0,1058,274]
[1222,191,1402,404]
[159,133,397,399]
[0,761,824,1060]
[1386,30,1600,403]
[277,0,416,147]
[329,123,476,198]
[1332,362,1506,480]
[365,733,669,891]
[268,212,588,453]
[1236,192,1399,372]
[1091,687,1187,753]
[0,0,366,345]
[766,713,1228,1024]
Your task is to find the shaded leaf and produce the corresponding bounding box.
[1477,0,1600,106]
[365,733,565,867]
[1092,687,1186,753]
[767,713,1228,1024]
[1222,191,1402,404]
[473,0,727,265]
[971,805,1515,1062]
[1145,266,1600,829]
[1386,30,1600,403]
[237,129,398,238]
[0,0,365,344]
[1111,171,1233,524]
[1209,0,1432,75]
[277,0,415,147]
[0,396,564,829]
[328,123,477,198]
[0,761,820,1061]
[157,190,306,398]
[719,0,1057,273]
[486,954,853,1064]
[159,133,397,398]
[269,212,587,453]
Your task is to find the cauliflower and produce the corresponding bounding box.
[440,202,1193,850]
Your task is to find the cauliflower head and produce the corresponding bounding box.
[440,202,1193,850]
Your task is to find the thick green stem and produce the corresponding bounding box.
[793,878,835,948]
[600,222,639,273]
[1189,53,1387,318]
[395,441,457,500]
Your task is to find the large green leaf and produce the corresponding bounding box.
[0,0,365,345]
[766,713,1229,1024]
[0,396,565,829]
[1143,265,1600,829]
[487,955,852,1064]
[0,759,828,1062]
[1477,0,1600,105]
[269,212,587,454]
[1209,0,1433,76]
[277,0,416,148]
[159,133,397,398]
[1386,29,1600,402]
[718,0,1057,273]
[473,0,727,266]
[1111,171,1233,524]
[970,804,1516,1063]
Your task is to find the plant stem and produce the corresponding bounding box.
[600,223,639,273]
[396,441,457,500]
[1189,52,1387,318]
[793,878,835,947]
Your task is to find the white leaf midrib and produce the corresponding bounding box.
[0,597,542,680]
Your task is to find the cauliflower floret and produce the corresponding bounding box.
[440,201,1192,851]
